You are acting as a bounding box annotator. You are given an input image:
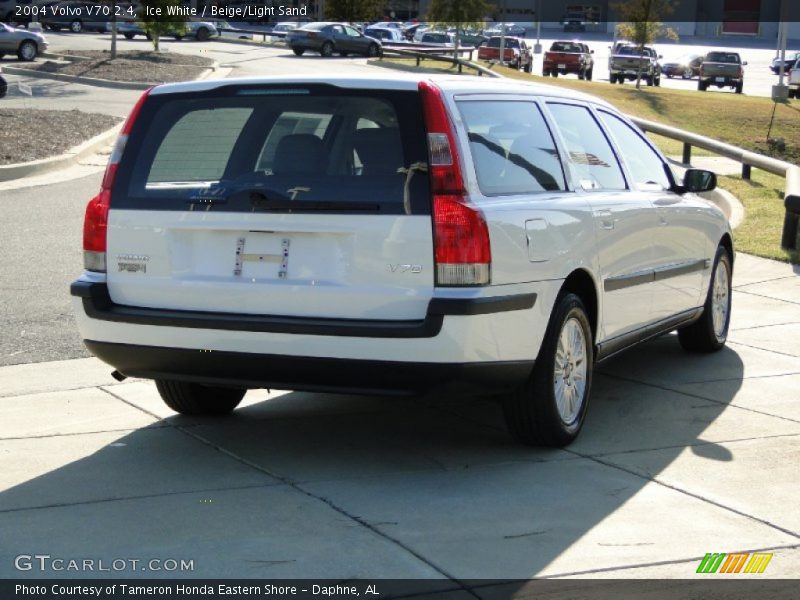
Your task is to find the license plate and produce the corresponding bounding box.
[558,63,566,69]
[715,77,725,82]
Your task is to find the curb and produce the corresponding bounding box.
[0,123,121,183]
[4,60,219,90]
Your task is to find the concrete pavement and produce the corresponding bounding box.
[1,253,798,582]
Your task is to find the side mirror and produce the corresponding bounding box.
[682,169,717,193]
[658,54,663,59]
[742,61,748,66]
[590,49,594,53]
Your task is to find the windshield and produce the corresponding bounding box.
[115,85,431,215]
[551,42,583,53]
[706,52,741,63]
[488,37,519,48]
[617,47,654,57]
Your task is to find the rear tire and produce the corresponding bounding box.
[503,293,594,447]
[678,246,732,353]
[123,32,135,40]
[542,69,550,77]
[551,70,558,78]
[292,47,305,56]
[195,27,210,42]
[735,82,743,94]
[70,19,82,33]
[698,80,707,91]
[523,60,531,73]
[585,68,593,81]
[155,380,246,416]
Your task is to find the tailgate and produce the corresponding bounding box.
[107,83,435,321]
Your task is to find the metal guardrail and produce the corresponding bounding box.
[630,117,800,250]
[378,47,500,78]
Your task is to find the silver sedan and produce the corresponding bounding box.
[0,22,49,61]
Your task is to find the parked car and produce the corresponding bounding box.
[788,58,799,98]
[542,40,594,79]
[40,1,113,33]
[412,24,431,42]
[269,21,301,37]
[419,31,454,47]
[478,35,532,72]
[363,26,405,43]
[661,53,703,79]
[563,10,586,32]
[609,45,661,86]
[0,65,7,98]
[485,23,526,37]
[288,22,382,57]
[71,74,732,447]
[770,51,800,75]
[115,20,217,41]
[213,20,253,41]
[698,51,746,93]
[403,22,426,41]
[448,28,488,48]
[0,21,47,60]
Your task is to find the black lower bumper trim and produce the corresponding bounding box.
[85,340,534,396]
[71,280,536,339]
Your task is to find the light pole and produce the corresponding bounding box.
[534,0,542,54]
[772,0,789,100]
[499,0,506,66]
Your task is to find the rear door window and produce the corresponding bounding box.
[546,103,626,191]
[458,100,565,195]
[115,85,431,214]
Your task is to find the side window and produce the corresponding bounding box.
[458,101,566,195]
[344,26,360,37]
[598,111,672,190]
[546,103,626,191]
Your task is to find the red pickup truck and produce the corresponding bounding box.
[542,41,594,80]
[478,36,532,72]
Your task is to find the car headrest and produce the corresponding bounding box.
[273,134,328,175]
[353,128,403,175]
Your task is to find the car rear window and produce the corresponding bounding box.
[458,101,566,196]
[488,37,519,48]
[551,42,582,52]
[114,84,431,215]
[706,52,741,63]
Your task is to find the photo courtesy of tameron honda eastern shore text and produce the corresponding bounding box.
[71,74,733,447]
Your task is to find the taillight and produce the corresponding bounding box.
[83,87,152,272]
[419,80,491,286]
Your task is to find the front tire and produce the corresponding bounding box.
[678,246,732,353]
[123,32,135,40]
[17,40,37,61]
[320,41,334,57]
[367,43,380,58]
[585,68,593,81]
[195,27,210,42]
[503,293,594,447]
[70,19,82,33]
[155,380,245,416]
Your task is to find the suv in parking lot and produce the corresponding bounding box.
[72,74,732,446]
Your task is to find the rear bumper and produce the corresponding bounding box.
[71,280,536,339]
[85,340,534,396]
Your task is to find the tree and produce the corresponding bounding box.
[325,0,384,22]
[427,0,489,61]
[140,0,187,52]
[611,0,677,89]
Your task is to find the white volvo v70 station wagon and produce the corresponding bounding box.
[72,74,733,446]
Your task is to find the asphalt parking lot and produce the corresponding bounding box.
[1,253,798,582]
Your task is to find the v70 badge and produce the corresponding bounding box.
[388,264,423,274]
[234,237,290,279]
